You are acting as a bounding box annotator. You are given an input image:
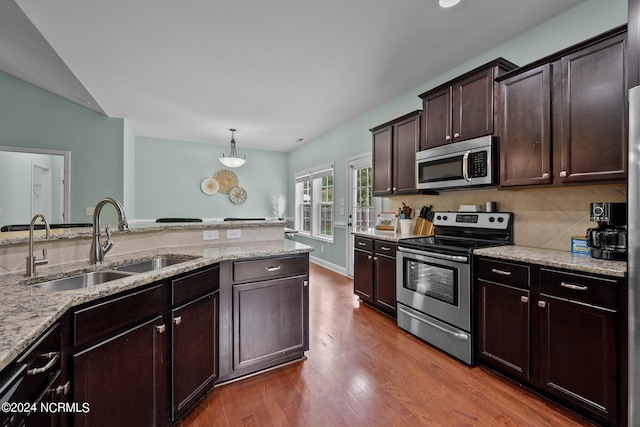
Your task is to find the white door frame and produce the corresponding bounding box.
[346,152,380,277]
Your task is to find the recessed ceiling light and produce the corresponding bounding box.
[439,0,461,7]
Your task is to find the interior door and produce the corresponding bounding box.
[346,154,379,277]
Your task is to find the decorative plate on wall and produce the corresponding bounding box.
[229,186,247,204]
[213,169,238,194]
[200,178,219,195]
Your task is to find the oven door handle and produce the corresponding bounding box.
[398,247,468,263]
[398,307,469,340]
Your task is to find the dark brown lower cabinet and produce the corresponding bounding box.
[73,315,166,427]
[353,237,397,317]
[475,257,625,427]
[171,291,218,421]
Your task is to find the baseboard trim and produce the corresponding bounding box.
[309,256,348,276]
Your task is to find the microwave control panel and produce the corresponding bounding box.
[468,151,488,178]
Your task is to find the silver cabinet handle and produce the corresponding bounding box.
[373,256,378,261]
[303,280,309,287]
[398,307,468,340]
[393,187,397,191]
[358,242,367,246]
[542,172,550,179]
[265,266,281,272]
[561,282,588,291]
[54,381,71,396]
[368,255,372,260]
[173,316,182,325]
[381,246,391,251]
[538,301,546,308]
[445,135,451,140]
[156,324,166,334]
[491,268,512,276]
[521,296,529,303]
[27,351,59,375]
[454,133,460,138]
[386,187,391,191]
[560,171,567,177]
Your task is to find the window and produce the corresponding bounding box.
[294,162,334,241]
[354,166,374,229]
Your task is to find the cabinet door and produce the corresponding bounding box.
[354,249,373,302]
[499,64,552,186]
[233,277,306,371]
[171,292,219,421]
[421,87,451,149]
[537,294,618,423]
[556,33,627,183]
[73,316,166,427]
[374,253,396,317]
[392,114,420,194]
[372,127,393,196]
[477,279,530,381]
[452,68,494,141]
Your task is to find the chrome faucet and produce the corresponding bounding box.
[90,197,129,264]
[26,214,51,277]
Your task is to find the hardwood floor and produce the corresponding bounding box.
[178,263,594,426]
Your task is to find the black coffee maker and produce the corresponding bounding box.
[586,202,627,261]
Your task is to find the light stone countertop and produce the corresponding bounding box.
[0,239,311,372]
[474,245,627,278]
[352,228,423,242]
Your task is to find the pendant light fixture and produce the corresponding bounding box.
[219,128,246,168]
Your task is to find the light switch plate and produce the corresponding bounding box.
[226,229,242,239]
[203,230,219,240]
[85,207,95,216]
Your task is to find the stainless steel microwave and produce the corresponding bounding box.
[416,135,496,191]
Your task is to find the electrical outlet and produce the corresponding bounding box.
[202,230,219,240]
[226,229,242,239]
[85,207,95,216]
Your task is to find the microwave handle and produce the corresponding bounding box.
[462,151,471,181]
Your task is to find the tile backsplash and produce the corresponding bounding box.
[384,184,627,252]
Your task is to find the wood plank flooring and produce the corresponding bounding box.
[178,263,594,426]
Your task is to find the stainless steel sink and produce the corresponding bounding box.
[32,270,136,292]
[115,256,194,273]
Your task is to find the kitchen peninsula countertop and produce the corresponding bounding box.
[474,245,627,278]
[0,239,311,372]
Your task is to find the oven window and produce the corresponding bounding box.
[403,258,458,305]
[418,155,463,183]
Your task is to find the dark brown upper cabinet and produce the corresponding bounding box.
[419,58,517,150]
[498,26,627,188]
[371,110,421,196]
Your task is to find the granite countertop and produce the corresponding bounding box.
[474,245,627,278]
[0,239,311,372]
[352,228,423,242]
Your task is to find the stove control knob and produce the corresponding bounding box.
[497,217,504,223]
[443,215,448,221]
[489,217,495,222]
[436,215,442,221]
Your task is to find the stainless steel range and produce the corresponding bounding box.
[396,211,513,365]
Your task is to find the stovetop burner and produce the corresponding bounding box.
[398,211,513,255]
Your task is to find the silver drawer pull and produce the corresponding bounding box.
[174,316,182,325]
[265,266,281,272]
[538,301,546,308]
[491,268,512,276]
[303,280,309,287]
[27,351,60,375]
[381,246,391,251]
[561,282,588,291]
[358,242,367,246]
[54,381,71,396]
[521,296,529,303]
[156,324,166,334]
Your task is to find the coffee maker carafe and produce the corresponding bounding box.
[586,202,627,261]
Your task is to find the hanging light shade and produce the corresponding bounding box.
[219,128,246,167]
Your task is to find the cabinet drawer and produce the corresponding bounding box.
[172,265,219,306]
[17,323,60,399]
[374,241,397,257]
[354,237,373,252]
[540,268,619,308]
[476,258,530,288]
[73,284,164,347]
[233,255,308,283]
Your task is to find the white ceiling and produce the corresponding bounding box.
[5,0,585,152]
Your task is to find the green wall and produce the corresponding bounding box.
[288,0,628,269]
[134,136,288,219]
[0,71,125,223]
